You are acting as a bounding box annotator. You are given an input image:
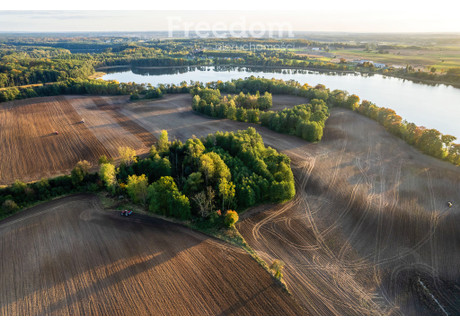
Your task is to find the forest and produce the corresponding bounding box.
[2,36,460,91]
[0,128,296,228]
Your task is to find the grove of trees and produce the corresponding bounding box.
[191,79,329,142]
[0,128,297,229]
[109,128,295,227]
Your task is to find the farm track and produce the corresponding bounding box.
[2,94,460,315]
[0,194,305,316]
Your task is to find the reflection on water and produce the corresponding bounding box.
[101,66,460,139]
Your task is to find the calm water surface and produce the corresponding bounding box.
[102,66,460,139]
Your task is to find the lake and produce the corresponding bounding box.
[102,66,460,139]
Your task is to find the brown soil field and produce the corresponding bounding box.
[117,94,460,315]
[2,93,460,315]
[271,95,308,110]
[0,194,305,316]
[0,96,154,185]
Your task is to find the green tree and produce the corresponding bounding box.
[199,154,215,185]
[199,152,231,185]
[11,180,27,196]
[99,163,117,191]
[184,172,204,195]
[185,137,205,165]
[218,178,235,211]
[126,174,148,204]
[192,95,201,109]
[98,155,112,165]
[71,160,91,186]
[149,145,158,157]
[257,92,273,110]
[147,176,190,219]
[157,130,169,154]
[226,100,237,120]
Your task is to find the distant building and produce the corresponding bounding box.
[352,60,386,68]
[311,47,320,51]
[373,62,386,68]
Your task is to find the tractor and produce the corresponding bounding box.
[121,210,133,217]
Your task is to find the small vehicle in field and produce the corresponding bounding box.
[54,131,59,135]
[120,210,133,217]
[447,201,453,208]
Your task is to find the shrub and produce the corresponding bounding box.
[71,160,91,186]
[224,210,239,228]
[2,199,19,213]
[270,259,285,280]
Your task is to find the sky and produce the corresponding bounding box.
[0,1,459,33]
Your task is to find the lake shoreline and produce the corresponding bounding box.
[100,65,460,139]
[96,64,460,88]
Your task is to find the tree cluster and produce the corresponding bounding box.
[97,128,295,227]
[191,79,329,142]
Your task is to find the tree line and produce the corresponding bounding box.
[346,98,460,165]
[0,78,191,102]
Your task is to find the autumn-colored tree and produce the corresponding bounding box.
[99,163,117,191]
[118,146,137,165]
[223,210,239,228]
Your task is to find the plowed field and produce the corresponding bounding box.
[2,93,459,315]
[0,194,305,316]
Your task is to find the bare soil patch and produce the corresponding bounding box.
[271,95,308,111]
